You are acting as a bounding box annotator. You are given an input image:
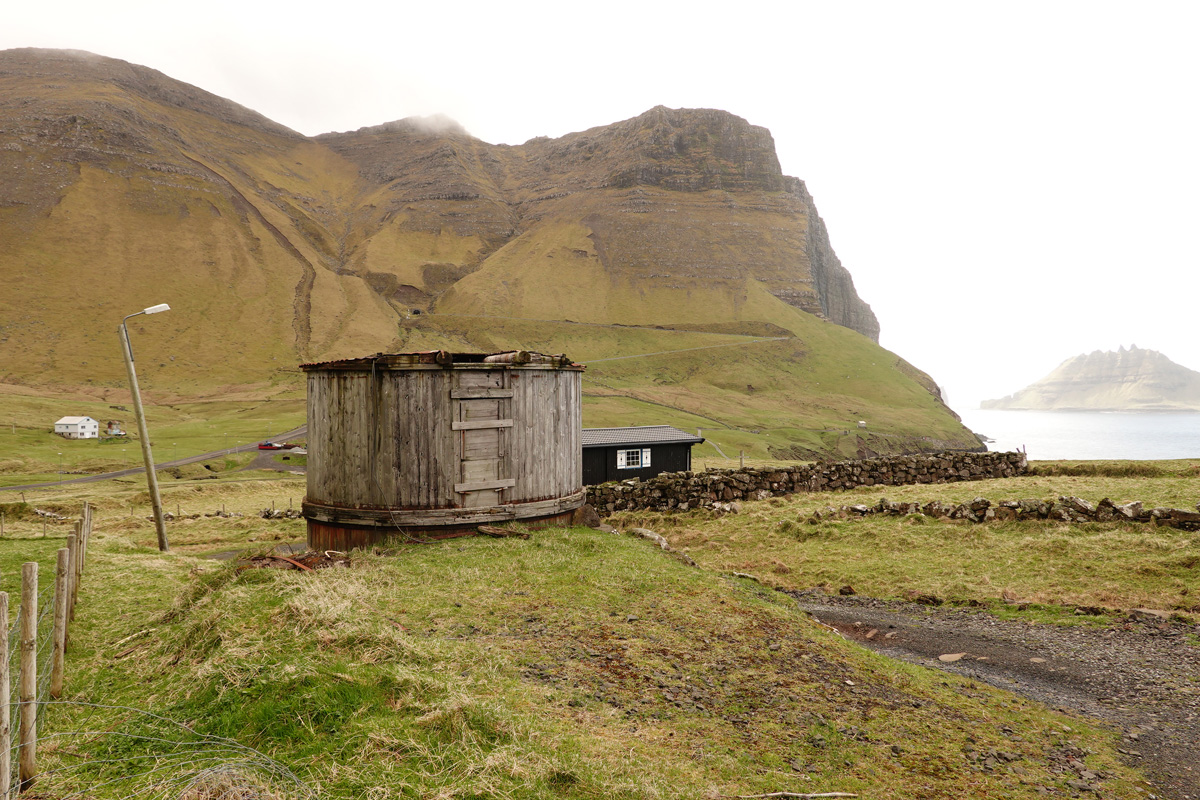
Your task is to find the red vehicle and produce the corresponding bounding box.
[257,442,282,450]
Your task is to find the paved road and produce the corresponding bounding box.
[0,426,307,492]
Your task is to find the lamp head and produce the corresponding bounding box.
[143,303,171,315]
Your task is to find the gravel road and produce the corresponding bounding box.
[791,592,1200,799]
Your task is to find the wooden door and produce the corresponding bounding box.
[451,370,516,508]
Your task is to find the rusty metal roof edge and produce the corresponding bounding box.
[300,350,584,371]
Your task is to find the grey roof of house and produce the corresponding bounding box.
[581,425,705,448]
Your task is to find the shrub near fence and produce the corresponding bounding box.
[586,451,1030,515]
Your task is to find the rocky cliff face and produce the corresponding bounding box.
[318,104,880,340]
[982,346,1200,411]
[784,177,880,342]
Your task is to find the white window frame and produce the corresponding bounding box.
[617,447,651,470]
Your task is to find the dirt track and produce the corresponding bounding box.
[791,592,1200,799]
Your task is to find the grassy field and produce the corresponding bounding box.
[0,385,305,487]
[0,463,1193,797]
[610,461,1200,621]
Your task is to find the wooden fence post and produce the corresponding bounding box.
[65,534,77,625]
[81,502,91,569]
[0,591,10,800]
[71,526,82,610]
[18,562,37,792]
[51,548,69,698]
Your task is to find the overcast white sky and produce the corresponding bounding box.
[5,1,1198,412]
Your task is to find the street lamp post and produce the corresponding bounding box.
[119,303,171,552]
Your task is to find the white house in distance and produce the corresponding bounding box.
[54,416,99,439]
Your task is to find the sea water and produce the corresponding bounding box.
[957,409,1200,461]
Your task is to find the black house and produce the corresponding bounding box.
[581,425,705,485]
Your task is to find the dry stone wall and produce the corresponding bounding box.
[806,496,1200,531]
[586,451,1029,515]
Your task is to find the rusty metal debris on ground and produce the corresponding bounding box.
[237,550,350,571]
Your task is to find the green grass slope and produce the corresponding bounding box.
[47,522,1149,799]
[418,279,976,458]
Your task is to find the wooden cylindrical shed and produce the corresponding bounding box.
[301,351,585,550]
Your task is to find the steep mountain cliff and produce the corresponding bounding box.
[317,105,879,338]
[0,48,977,457]
[982,346,1200,411]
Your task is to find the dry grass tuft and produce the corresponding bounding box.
[175,767,293,800]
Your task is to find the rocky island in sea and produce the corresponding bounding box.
[982,345,1200,411]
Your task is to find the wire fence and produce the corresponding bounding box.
[27,702,315,799]
[2,504,316,800]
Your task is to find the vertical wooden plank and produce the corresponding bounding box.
[526,370,536,499]
[514,370,527,502]
[305,374,320,505]
[526,370,536,501]
[318,373,333,508]
[341,374,351,505]
[19,562,37,792]
[510,371,525,502]
[412,370,428,508]
[316,374,329,505]
[498,369,511,502]
[537,370,549,499]
[311,374,322,505]
[572,372,583,492]
[369,373,379,507]
[420,369,432,508]
[356,373,370,507]
[421,369,434,507]
[565,371,576,495]
[437,370,457,508]
[347,374,363,507]
[331,374,343,506]
[529,370,538,500]
[561,371,571,496]
[549,370,561,496]
[426,370,442,507]
[380,370,395,507]
[315,373,332,507]
[395,371,410,507]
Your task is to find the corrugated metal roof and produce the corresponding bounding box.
[55,416,96,425]
[582,425,704,448]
